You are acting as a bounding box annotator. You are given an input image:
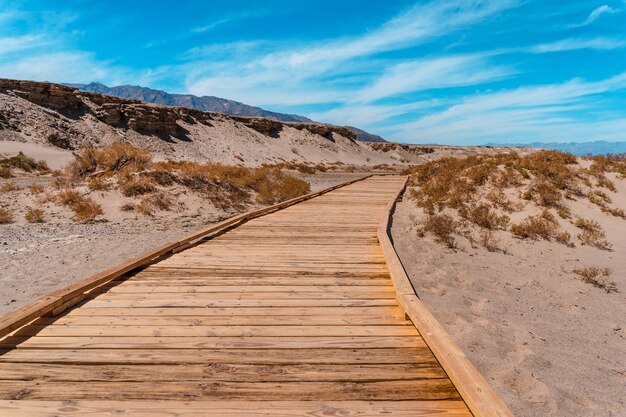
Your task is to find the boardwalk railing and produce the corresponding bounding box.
[377,176,514,417]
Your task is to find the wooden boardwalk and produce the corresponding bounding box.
[0,176,511,416]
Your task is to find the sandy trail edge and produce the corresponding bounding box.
[391,195,626,417]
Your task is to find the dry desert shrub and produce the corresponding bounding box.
[67,143,151,179]
[87,176,110,191]
[28,184,45,194]
[0,166,12,178]
[0,207,13,224]
[409,150,625,252]
[59,143,310,215]
[459,203,509,230]
[119,176,156,197]
[573,266,616,293]
[56,188,103,222]
[479,230,507,253]
[511,210,571,245]
[422,214,458,248]
[70,198,104,223]
[1,182,19,192]
[0,152,49,172]
[137,192,174,216]
[574,218,612,250]
[120,202,136,212]
[25,208,45,223]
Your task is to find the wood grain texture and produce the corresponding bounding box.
[0,175,504,416]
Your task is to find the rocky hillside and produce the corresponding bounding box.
[69,82,387,142]
[0,78,396,166]
[68,82,311,123]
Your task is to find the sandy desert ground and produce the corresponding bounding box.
[392,155,626,417]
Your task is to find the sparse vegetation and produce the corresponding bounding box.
[421,214,458,248]
[511,210,571,245]
[0,207,14,224]
[479,230,506,253]
[56,188,103,222]
[0,166,12,178]
[572,266,616,293]
[25,208,45,223]
[460,203,509,230]
[28,184,45,194]
[408,150,623,250]
[574,218,612,250]
[1,182,19,192]
[0,152,49,173]
[33,143,311,220]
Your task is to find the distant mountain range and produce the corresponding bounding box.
[485,141,626,156]
[66,82,386,142]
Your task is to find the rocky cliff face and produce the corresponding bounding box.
[0,78,361,146]
[68,82,388,142]
[0,78,393,166]
[70,82,313,123]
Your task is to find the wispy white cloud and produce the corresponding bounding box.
[0,34,48,55]
[391,73,626,144]
[309,100,442,129]
[528,37,626,53]
[354,55,514,103]
[572,4,620,28]
[191,12,257,34]
[185,0,521,105]
[0,52,142,85]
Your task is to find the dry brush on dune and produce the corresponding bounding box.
[0,143,311,224]
[407,150,625,291]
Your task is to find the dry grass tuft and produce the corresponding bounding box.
[1,182,19,192]
[422,214,458,248]
[24,208,45,223]
[574,218,612,250]
[137,192,174,216]
[67,143,151,179]
[572,266,616,293]
[0,152,49,173]
[120,203,136,212]
[87,176,110,191]
[511,210,571,245]
[119,176,156,197]
[56,188,103,222]
[0,207,14,224]
[0,166,12,178]
[479,230,507,253]
[28,184,45,194]
[459,203,509,230]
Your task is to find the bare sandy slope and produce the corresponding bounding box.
[0,141,74,169]
[391,184,626,416]
[0,172,363,316]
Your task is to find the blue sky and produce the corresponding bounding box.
[1,0,626,145]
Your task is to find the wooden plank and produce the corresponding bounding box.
[34,315,409,327]
[0,362,447,382]
[0,336,422,350]
[97,287,397,297]
[0,400,472,416]
[14,325,419,337]
[0,347,436,365]
[61,306,405,317]
[79,299,398,308]
[0,379,462,401]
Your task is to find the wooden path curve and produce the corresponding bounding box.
[0,176,513,416]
